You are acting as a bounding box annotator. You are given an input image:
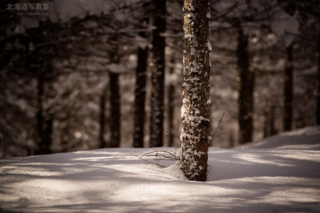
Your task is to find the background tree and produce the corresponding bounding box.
[149,0,167,147]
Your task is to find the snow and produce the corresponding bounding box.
[1,127,320,212]
[238,126,320,149]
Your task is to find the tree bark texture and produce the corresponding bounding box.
[149,0,166,147]
[283,44,293,131]
[109,72,121,148]
[181,0,210,181]
[237,28,254,145]
[133,46,148,148]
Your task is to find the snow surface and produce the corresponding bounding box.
[1,127,320,212]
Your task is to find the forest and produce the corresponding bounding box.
[0,0,319,159]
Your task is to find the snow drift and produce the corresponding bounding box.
[1,126,320,212]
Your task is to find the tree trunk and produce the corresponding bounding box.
[263,109,268,138]
[283,44,293,131]
[317,20,320,125]
[149,0,166,147]
[35,75,51,155]
[264,106,277,138]
[168,57,175,147]
[45,115,53,153]
[36,76,44,154]
[99,84,108,148]
[181,0,210,181]
[133,46,148,148]
[109,72,121,148]
[270,107,277,136]
[237,28,254,145]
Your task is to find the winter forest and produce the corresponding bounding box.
[1,0,319,158]
[1,0,320,212]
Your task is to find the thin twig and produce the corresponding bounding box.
[210,112,225,144]
[160,128,181,142]
[133,149,180,168]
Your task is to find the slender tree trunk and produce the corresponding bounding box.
[36,76,50,155]
[133,46,148,148]
[0,132,2,158]
[317,20,320,125]
[168,57,175,147]
[263,109,268,138]
[45,115,53,153]
[283,44,293,131]
[270,107,277,136]
[229,130,234,148]
[109,72,121,148]
[36,76,44,154]
[181,0,210,181]
[99,84,108,148]
[264,106,277,137]
[36,76,54,155]
[149,0,166,147]
[237,28,254,145]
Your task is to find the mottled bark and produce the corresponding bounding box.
[181,0,210,181]
[283,44,293,131]
[149,0,166,147]
[237,28,254,145]
[133,46,148,148]
[99,84,108,148]
[168,57,175,147]
[109,72,121,148]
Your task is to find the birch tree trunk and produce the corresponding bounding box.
[181,0,210,181]
[149,0,166,147]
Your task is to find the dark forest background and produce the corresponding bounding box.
[0,0,319,158]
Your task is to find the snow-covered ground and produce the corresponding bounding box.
[1,127,320,213]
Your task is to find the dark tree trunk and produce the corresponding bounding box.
[45,115,53,152]
[229,130,234,148]
[167,58,175,147]
[109,72,121,148]
[99,84,108,148]
[237,28,254,145]
[149,0,166,147]
[283,44,293,131]
[264,106,277,138]
[0,132,3,158]
[263,109,268,138]
[36,76,51,155]
[270,107,277,136]
[317,20,320,125]
[181,0,210,181]
[36,76,44,154]
[133,45,148,148]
